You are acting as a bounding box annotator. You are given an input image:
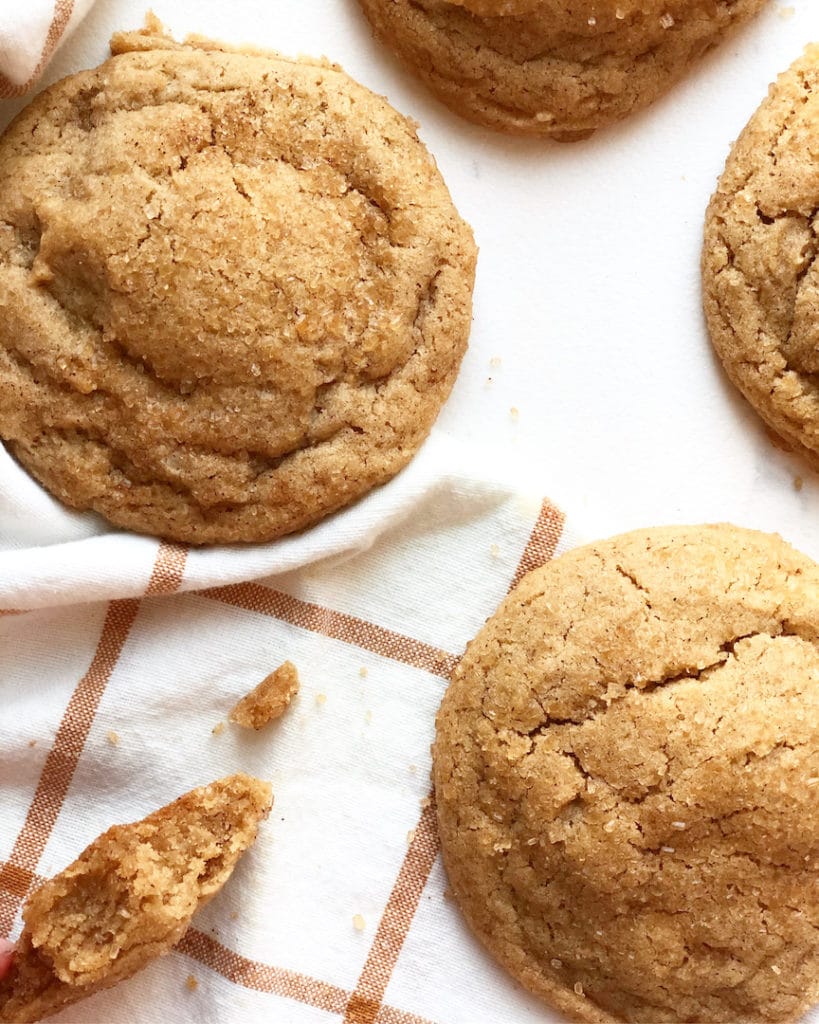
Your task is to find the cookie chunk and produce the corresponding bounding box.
[704,46,819,472]
[230,660,299,729]
[356,0,768,138]
[0,24,476,544]
[433,525,819,1023]
[0,774,272,1022]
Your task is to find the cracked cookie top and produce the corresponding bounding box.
[0,24,476,544]
[355,0,768,138]
[433,524,819,1024]
[704,46,819,472]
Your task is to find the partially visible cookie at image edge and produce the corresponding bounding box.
[434,523,819,1023]
[355,0,769,139]
[0,22,477,544]
[704,45,819,473]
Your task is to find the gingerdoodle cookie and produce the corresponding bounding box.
[0,23,476,545]
[356,0,768,139]
[704,46,819,473]
[0,774,272,1023]
[433,524,819,1024]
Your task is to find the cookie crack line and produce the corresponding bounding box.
[64,92,410,250]
[708,225,819,402]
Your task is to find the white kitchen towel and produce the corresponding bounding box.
[0,427,577,1024]
[0,0,94,98]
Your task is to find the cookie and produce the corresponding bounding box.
[433,524,819,1023]
[0,22,476,544]
[0,774,272,1023]
[356,0,769,139]
[703,46,819,472]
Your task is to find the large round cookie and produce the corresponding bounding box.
[356,0,769,139]
[0,25,476,544]
[434,525,819,1023]
[704,47,819,473]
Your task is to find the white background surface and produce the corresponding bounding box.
[1,0,818,558]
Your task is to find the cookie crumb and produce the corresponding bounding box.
[315,693,327,707]
[771,964,782,975]
[510,406,520,421]
[359,666,368,678]
[186,975,198,992]
[107,731,120,747]
[212,721,225,736]
[28,740,36,748]
[659,12,674,28]
[409,764,417,774]
[230,662,299,730]
[352,914,366,932]
[420,795,431,809]
[794,476,804,492]
[407,829,416,844]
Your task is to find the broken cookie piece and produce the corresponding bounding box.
[0,774,272,1023]
[230,661,300,730]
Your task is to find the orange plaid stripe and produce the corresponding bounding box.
[201,583,460,679]
[146,542,189,596]
[509,499,566,591]
[178,929,349,1014]
[0,0,75,99]
[344,799,439,1024]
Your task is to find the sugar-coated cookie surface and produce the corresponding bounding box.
[356,0,769,138]
[434,524,819,1023]
[0,774,272,1023]
[704,46,819,473]
[0,24,476,544]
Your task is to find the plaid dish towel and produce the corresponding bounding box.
[0,429,584,1024]
[0,0,94,98]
